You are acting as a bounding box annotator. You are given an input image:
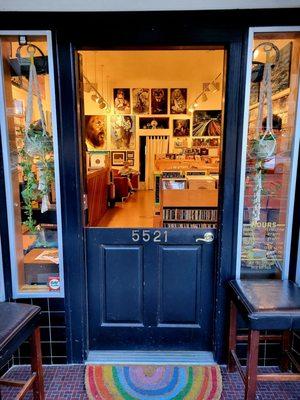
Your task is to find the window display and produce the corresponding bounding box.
[239,30,300,278]
[0,33,63,297]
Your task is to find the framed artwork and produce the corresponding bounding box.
[85,115,107,151]
[132,88,150,114]
[127,151,134,159]
[192,138,207,147]
[174,137,188,148]
[113,88,131,114]
[139,117,169,130]
[127,159,134,166]
[170,88,187,114]
[110,115,135,149]
[173,119,190,137]
[111,151,126,166]
[151,88,168,114]
[209,138,219,147]
[90,152,107,169]
[192,110,222,136]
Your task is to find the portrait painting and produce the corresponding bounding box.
[173,119,190,137]
[139,117,169,130]
[113,88,131,114]
[193,110,222,136]
[85,115,107,151]
[170,88,187,114]
[110,115,135,150]
[132,88,150,114]
[151,88,168,114]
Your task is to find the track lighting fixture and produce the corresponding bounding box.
[188,73,221,113]
[83,75,110,112]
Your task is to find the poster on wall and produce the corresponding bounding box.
[132,88,150,114]
[173,119,190,137]
[170,88,187,114]
[85,115,107,150]
[111,151,126,166]
[110,115,135,149]
[113,88,131,114]
[139,117,169,129]
[151,89,168,114]
[192,110,222,136]
[174,137,188,148]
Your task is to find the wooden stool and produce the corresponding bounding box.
[0,302,44,399]
[228,280,300,400]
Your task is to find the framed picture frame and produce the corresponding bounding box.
[170,88,187,114]
[139,117,169,130]
[173,118,190,137]
[127,159,134,166]
[127,151,134,159]
[111,151,126,166]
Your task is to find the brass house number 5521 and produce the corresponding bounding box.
[131,230,168,243]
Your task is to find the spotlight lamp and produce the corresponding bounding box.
[84,74,110,112]
[188,72,221,114]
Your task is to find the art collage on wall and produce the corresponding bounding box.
[85,86,222,164]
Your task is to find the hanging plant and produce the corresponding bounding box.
[248,42,279,224]
[19,45,54,232]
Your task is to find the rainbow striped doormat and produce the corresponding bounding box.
[85,365,222,399]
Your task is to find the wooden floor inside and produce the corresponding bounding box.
[98,190,155,227]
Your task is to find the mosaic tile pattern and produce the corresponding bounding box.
[1,365,300,399]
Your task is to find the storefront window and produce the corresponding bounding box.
[0,32,64,297]
[239,29,300,279]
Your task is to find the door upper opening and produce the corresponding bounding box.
[79,48,226,228]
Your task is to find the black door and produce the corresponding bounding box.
[87,228,216,350]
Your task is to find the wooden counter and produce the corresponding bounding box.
[87,168,109,226]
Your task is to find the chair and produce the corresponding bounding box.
[228,279,300,400]
[0,302,44,399]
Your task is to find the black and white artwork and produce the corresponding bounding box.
[132,88,150,114]
[170,88,187,114]
[151,88,168,114]
[114,88,131,114]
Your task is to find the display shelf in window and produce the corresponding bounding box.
[0,31,64,297]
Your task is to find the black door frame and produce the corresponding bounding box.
[0,10,299,364]
[69,17,247,363]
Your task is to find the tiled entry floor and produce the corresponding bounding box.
[1,365,300,399]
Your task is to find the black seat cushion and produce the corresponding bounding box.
[229,280,300,330]
[0,302,41,366]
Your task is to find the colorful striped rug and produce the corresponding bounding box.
[85,365,222,399]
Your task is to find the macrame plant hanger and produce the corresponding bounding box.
[24,45,52,213]
[251,42,278,224]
